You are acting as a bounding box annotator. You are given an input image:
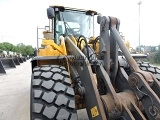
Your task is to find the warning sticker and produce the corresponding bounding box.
[91,106,99,118]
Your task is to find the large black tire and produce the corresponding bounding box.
[137,61,160,81]
[30,65,77,120]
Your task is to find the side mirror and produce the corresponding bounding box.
[47,7,55,19]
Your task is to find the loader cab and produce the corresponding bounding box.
[47,6,98,44]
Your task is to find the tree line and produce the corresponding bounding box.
[154,45,160,63]
[0,42,35,56]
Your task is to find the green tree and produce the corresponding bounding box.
[24,45,34,56]
[11,45,17,52]
[0,43,5,50]
[1,42,13,54]
[154,45,160,63]
[16,43,26,55]
[16,43,34,56]
[0,42,34,56]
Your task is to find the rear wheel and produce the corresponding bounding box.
[137,61,160,81]
[30,65,77,120]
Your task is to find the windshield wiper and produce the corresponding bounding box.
[61,13,78,37]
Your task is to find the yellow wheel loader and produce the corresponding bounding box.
[30,5,160,120]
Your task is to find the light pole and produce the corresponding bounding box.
[138,1,142,52]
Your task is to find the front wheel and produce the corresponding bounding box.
[30,65,77,120]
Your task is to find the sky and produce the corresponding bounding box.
[0,0,160,48]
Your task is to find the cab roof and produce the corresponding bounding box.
[49,5,98,15]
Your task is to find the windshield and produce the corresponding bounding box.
[56,10,93,39]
